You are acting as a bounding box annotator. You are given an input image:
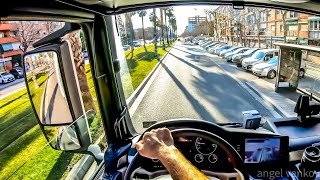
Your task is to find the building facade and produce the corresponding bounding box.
[0,21,64,72]
[188,16,207,32]
[0,21,23,72]
[208,7,320,62]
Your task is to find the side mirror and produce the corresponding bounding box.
[23,41,92,152]
[44,110,96,151]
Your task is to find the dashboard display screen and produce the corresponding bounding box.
[244,138,281,163]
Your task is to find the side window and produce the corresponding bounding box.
[265,53,273,60]
[0,21,105,179]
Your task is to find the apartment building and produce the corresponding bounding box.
[0,21,23,72]
[0,21,64,72]
[187,16,207,32]
[205,7,320,62]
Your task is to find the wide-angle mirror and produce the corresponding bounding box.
[24,51,73,125]
[44,110,95,151]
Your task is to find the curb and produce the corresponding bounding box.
[126,44,174,109]
[245,81,294,118]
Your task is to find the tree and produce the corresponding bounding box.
[62,30,96,112]
[138,10,148,52]
[125,12,136,60]
[249,7,269,48]
[44,22,60,35]
[205,8,220,41]
[17,21,61,88]
[166,7,174,44]
[163,7,170,45]
[169,17,177,40]
[150,9,159,56]
[17,21,61,52]
[280,10,288,43]
[160,8,165,49]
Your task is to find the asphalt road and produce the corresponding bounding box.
[0,78,25,99]
[40,69,73,125]
[131,42,274,133]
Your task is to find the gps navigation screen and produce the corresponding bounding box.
[244,138,281,163]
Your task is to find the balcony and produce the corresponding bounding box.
[1,49,23,58]
[0,37,20,44]
[0,23,18,31]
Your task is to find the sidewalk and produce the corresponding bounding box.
[246,79,299,118]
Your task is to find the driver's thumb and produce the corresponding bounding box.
[136,142,143,152]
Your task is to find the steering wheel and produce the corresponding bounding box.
[124,124,247,180]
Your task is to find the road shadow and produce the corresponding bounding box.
[127,52,159,73]
[0,91,28,109]
[171,46,194,55]
[46,152,76,180]
[160,61,216,121]
[168,50,259,122]
[0,122,41,171]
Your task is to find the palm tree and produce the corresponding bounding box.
[166,7,174,44]
[63,30,96,111]
[162,7,169,45]
[149,9,158,56]
[160,8,165,49]
[138,10,148,52]
[169,16,177,41]
[125,12,136,60]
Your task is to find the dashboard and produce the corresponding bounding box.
[124,119,320,180]
[143,136,235,173]
[139,134,289,174]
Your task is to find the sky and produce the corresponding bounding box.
[131,5,210,35]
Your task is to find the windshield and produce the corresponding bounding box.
[114,5,320,133]
[253,52,265,59]
[267,57,278,64]
[243,49,256,55]
[233,48,245,54]
[3,3,320,180]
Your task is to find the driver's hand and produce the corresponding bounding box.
[136,128,174,159]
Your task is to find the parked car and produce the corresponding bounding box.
[199,40,209,46]
[132,41,141,47]
[205,42,220,50]
[252,56,279,79]
[0,72,15,83]
[242,49,279,71]
[252,56,307,79]
[220,46,240,57]
[208,44,223,53]
[9,68,23,78]
[215,45,232,54]
[123,45,130,51]
[225,48,250,62]
[232,48,259,66]
[200,41,212,48]
[203,42,217,49]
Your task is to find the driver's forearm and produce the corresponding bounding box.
[158,146,209,180]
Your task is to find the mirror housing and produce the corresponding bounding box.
[23,40,92,152]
